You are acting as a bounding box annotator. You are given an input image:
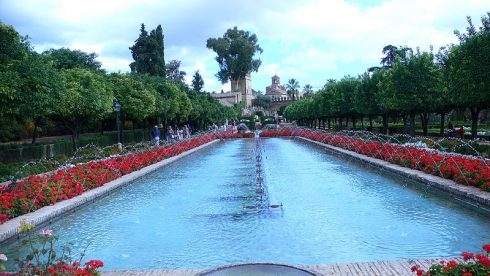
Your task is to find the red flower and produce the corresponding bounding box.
[483,244,490,253]
[85,259,104,270]
[446,260,458,269]
[461,251,474,261]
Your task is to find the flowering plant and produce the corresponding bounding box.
[5,219,104,275]
[411,244,490,275]
[0,131,248,224]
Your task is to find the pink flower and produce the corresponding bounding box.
[0,253,7,261]
[39,229,53,236]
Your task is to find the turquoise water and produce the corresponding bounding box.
[3,138,490,270]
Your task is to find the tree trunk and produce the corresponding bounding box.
[142,118,147,141]
[352,117,356,129]
[439,112,445,137]
[327,118,331,129]
[382,114,388,134]
[402,115,408,134]
[419,112,429,136]
[31,117,39,144]
[409,114,416,136]
[470,107,480,139]
[369,116,373,130]
[345,117,349,129]
[71,122,80,152]
[361,117,364,129]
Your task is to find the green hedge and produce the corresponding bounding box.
[0,129,146,163]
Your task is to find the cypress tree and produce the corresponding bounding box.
[129,24,165,77]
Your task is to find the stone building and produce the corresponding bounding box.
[265,75,289,101]
[211,73,254,108]
[231,73,253,107]
[210,92,241,107]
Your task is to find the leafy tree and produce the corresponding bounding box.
[42,48,102,71]
[252,94,271,108]
[109,73,157,126]
[382,49,442,136]
[329,76,360,129]
[191,70,204,92]
[355,70,385,129]
[434,47,454,136]
[381,45,398,67]
[0,22,64,142]
[286,78,300,100]
[129,24,165,77]
[447,13,490,138]
[57,68,113,149]
[206,27,262,84]
[14,53,64,143]
[0,22,30,119]
[166,60,186,82]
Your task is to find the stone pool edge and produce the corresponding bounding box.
[100,257,458,276]
[297,136,490,209]
[0,139,220,244]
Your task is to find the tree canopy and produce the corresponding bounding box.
[166,59,186,82]
[283,11,490,139]
[191,70,204,92]
[446,13,490,138]
[206,27,262,83]
[43,48,102,71]
[129,24,166,77]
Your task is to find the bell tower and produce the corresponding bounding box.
[231,73,253,107]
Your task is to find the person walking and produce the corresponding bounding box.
[184,125,190,139]
[151,125,160,146]
[166,126,174,142]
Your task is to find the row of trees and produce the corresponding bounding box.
[0,22,241,147]
[284,13,490,139]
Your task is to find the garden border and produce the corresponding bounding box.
[0,139,221,244]
[296,136,490,209]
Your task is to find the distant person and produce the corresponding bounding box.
[177,127,183,140]
[151,125,160,146]
[184,125,190,139]
[166,126,174,142]
[448,121,454,130]
[459,126,465,139]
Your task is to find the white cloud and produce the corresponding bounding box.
[2,0,489,93]
[98,57,132,73]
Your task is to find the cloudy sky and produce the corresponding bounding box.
[1,0,489,92]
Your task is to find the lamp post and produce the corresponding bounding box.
[114,99,122,147]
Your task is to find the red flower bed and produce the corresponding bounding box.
[411,244,490,275]
[0,131,244,224]
[260,128,490,192]
[233,132,255,138]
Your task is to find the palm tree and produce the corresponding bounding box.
[286,78,300,100]
[380,45,398,67]
[303,84,313,97]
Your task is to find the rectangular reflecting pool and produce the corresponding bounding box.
[3,138,490,270]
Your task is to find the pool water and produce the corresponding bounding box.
[3,138,490,270]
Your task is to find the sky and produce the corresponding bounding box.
[1,0,489,93]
